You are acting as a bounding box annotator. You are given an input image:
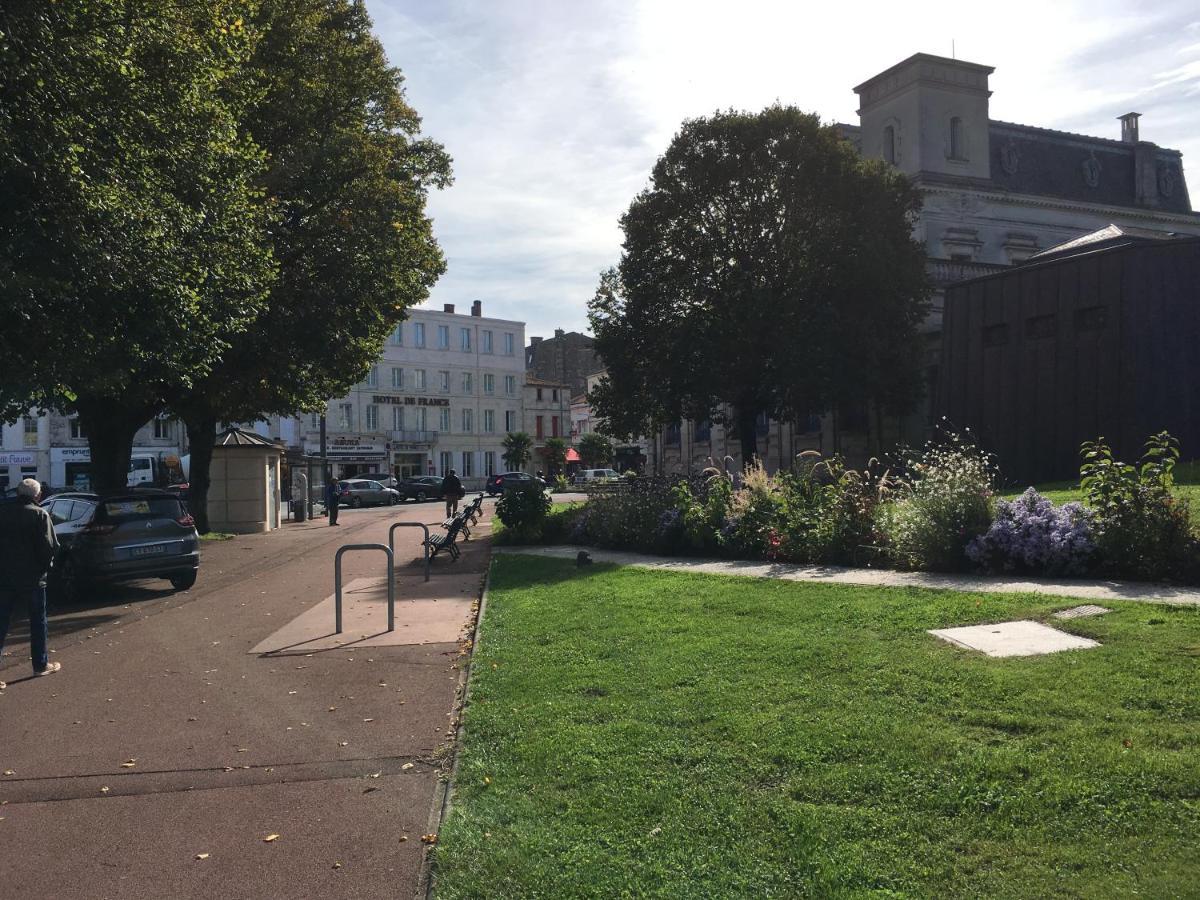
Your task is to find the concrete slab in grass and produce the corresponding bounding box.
[929,620,1101,658]
[1054,604,1111,619]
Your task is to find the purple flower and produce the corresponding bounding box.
[968,488,1095,576]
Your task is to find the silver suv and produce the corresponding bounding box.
[336,480,401,508]
[43,491,200,603]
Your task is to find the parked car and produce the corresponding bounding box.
[573,468,621,485]
[398,476,445,502]
[354,471,398,489]
[336,479,400,508]
[487,472,546,496]
[41,490,200,603]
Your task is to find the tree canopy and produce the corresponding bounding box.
[588,106,929,463]
[169,0,451,529]
[502,432,533,472]
[578,432,613,468]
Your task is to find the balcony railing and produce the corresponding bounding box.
[389,430,438,444]
[927,258,1009,288]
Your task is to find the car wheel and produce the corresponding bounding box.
[169,570,198,591]
[350,496,362,509]
[416,491,427,502]
[53,554,88,605]
[388,494,397,506]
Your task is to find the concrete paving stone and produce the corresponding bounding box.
[1053,604,1112,619]
[928,620,1101,657]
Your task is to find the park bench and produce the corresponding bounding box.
[426,512,466,561]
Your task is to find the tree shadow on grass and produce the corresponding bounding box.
[489,553,619,593]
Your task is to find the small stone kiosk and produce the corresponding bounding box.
[207,428,284,534]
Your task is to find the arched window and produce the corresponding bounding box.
[882,125,896,164]
[949,116,964,160]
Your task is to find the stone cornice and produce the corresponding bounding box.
[919,182,1200,227]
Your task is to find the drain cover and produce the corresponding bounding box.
[1053,605,1111,620]
[929,620,1100,658]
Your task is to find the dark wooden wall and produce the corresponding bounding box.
[938,239,1200,486]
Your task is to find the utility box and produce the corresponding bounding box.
[207,428,285,534]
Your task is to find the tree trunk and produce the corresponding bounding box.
[736,405,758,469]
[75,400,156,494]
[185,415,218,534]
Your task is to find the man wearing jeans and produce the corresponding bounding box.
[0,478,62,689]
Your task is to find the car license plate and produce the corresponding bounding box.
[131,544,168,557]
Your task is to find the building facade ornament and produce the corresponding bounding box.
[999,139,1020,175]
[1158,162,1177,198]
[1082,152,1102,188]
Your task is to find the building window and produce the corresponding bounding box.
[437,325,450,349]
[504,333,514,355]
[391,324,403,345]
[949,117,965,160]
[1075,306,1107,332]
[462,372,473,394]
[69,417,86,439]
[438,370,450,392]
[414,322,426,347]
[484,409,495,433]
[460,327,471,351]
[23,416,38,447]
[338,403,353,431]
[552,389,559,402]
[461,451,474,477]
[414,369,427,390]
[883,125,896,164]
[413,406,427,431]
[694,420,711,442]
[536,387,543,401]
[310,413,321,429]
[153,417,173,440]
[664,422,681,445]
[504,375,516,395]
[440,408,451,432]
[1025,314,1056,340]
[536,415,544,439]
[367,365,378,387]
[483,373,495,394]
[391,367,404,389]
[484,451,496,477]
[462,409,473,433]
[505,410,517,432]
[552,416,560,437]
[365,405,379,431]
[439,451,452,476]
[482,330,493,354]
[392,406,404,431]
[982,323,1010,347]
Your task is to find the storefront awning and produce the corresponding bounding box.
[565,448,581,462]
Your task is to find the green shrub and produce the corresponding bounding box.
[780,454,892,566]
[552,474,569,493]
[879,434,995,571]
[495,485,552,543]
[676,475,733,554]
[494,502,583,546]
[723,460,785,557]
[1080,432,1198,581]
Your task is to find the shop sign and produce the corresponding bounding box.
[51,447,92,463]
[0,451,36,466]
[372,395,449,407]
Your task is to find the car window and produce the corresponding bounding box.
[369,481,383,489]
[97,497,183,522]
[48,499,74,524]
[70,501,94,522]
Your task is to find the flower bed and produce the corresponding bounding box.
[515,431,1200,584]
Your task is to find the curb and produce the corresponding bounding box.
[414,555,494,900]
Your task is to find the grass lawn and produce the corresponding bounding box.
[435,555,1200,898]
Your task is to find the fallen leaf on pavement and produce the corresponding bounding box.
[421,834,438,844]
[2,771,13,777]
[100,786,110,793]
[401,763,414,771]
[120,760,136,768]
[338,741,348,747]
[398,836,408,842]
[332,862,342,869]
[263,834,280,843]
[195,853,210,860]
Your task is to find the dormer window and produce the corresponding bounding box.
[883,125,896,164]
[949,117,965,161]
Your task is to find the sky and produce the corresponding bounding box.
[372,0,1200,340]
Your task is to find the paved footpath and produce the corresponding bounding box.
[0,499,494,899]
[499,545,1200,605]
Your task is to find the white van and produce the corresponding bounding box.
[574,468,621,485]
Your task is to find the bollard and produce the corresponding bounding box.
[334,544,395,634]
[389,522,431,582]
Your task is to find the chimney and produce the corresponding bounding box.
[471,300,482,317]
[1119,112,1140,143]
[530,336,543,345]
[554,328,565,338]
[443,303,455,314]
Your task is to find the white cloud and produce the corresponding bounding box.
[372,0,1200,338]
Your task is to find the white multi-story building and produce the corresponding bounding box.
[285,301,525,490]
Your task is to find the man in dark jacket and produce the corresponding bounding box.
[324,470,340,526]
[0,478,62,688]
[442,468,464,518]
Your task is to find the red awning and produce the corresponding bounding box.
[565,448,581,462]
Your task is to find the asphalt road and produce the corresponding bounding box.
[0,498,492,899]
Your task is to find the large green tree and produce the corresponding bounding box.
[588,106,929,464]
[502,432,533,471]
[0,1,275,491]
[577,432,613,468]
[170,0,451,531]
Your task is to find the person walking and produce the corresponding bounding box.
[0,478,62,689]
[442,468,464,518]
[325,471,341,526]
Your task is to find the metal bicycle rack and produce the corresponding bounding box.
[388,521,431,582]
[334,544,395,634]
